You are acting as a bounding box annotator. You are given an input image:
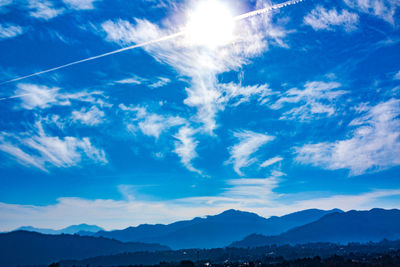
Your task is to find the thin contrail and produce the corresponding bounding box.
[0,93,31,101]
[234,0,303,20]
[0,0,303,87]
[0,32,185,86]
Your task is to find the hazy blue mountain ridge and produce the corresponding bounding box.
[93,209,342,249]
[230,208,400,247]
[17,223,103,235]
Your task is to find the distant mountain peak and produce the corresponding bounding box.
[219,209,243,214]
[216,209,259,217]
[14,224,104,235]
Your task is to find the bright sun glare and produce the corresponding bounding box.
[186,0,235,48]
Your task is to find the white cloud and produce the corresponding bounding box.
[28,0,64,20]
[116,75,171,89]
[219,82,275,106]
[304,6,359,32]
[120,104,186,139]
[227,130,275,176]
[119,104,146,116]
[0,23,24,40]
[101,4,289,134]
[0,136,45,170]
[271,169,286,177]
[15,83,108,110]
[139,114,185,139]
[120,105,192,171]
[260,156,283,168]
[183,176,282,207]
[271,81,347,121]
[149,77,171,89]
[71,106,105,126]
[173,126,202,175]
[62,0,97,10]
[296,99,400,175]
[344,0,400,24]
[223,177,281,203]
[394,70,400,80]
[43,115,67,130]
[0,121,107,171]
[15,84,61,109]
[116,76,145,85]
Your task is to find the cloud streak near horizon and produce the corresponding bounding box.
[1,184,399,232]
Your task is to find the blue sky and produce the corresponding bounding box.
[0,0,399,231]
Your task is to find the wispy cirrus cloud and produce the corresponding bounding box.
[116,75,171,88]
[0,23,24,40]
[304,6,359,32]
[14,84,61,109]
[271,81,348,121]
[116,76,144,85]
[0,121,107,171]
[173,126,202,175]
[227,130,275,176]
[149,77,171,89]
[28,0,64,20]
[14,83,109,110]
[223,177,281,204]
[344,0,400,25]
[62,0,98,10]
[119,105,199,174]
[120,104,186,139]
[296,98,400,175]
[218,82,275,106]
[260,156,283,168]
[71,106,105,126]
[138,114,185,139]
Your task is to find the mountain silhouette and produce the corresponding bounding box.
[230,208,400,247]
[94,209,341,249]
[0,230,169,267]
[17,223,103,235]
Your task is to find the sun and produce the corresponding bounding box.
[185,0,235,48]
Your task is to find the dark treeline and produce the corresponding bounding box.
[53,252,400,267]
[58,240,400,267]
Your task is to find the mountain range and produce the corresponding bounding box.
[17,223,103,235]
[230,208,400,247]
[90,208,342,249]
[4,208,400,266]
